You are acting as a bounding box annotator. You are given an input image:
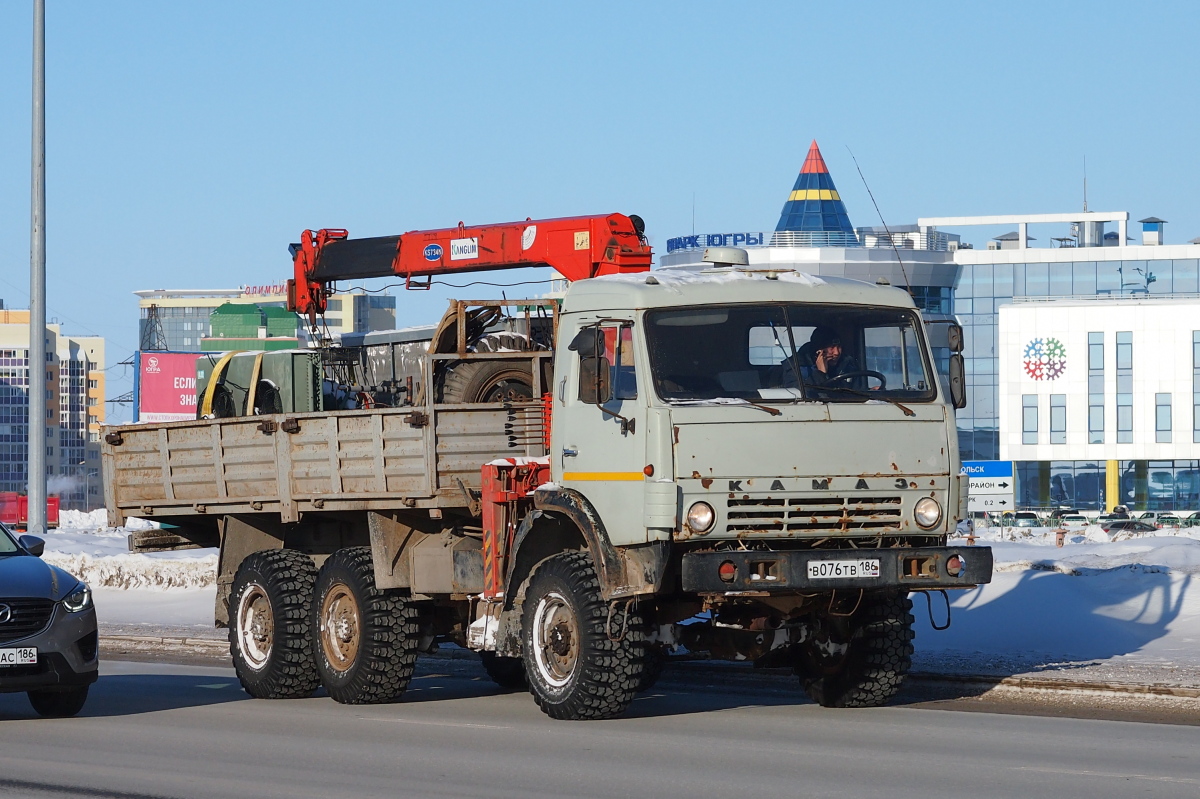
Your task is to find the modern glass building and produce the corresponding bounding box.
[660,148,1200,511]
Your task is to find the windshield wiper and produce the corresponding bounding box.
[813,384,916,417]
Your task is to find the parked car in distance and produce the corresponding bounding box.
[1137,511,1183,528]
[1011,511,1042,528]
[1184,512,1200,527]
[0,522,98,717]
[1101,519,1158,534]
[1058,514,1090,529]
[1048,508,1083,521]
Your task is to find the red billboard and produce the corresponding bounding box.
[137,352,202,422]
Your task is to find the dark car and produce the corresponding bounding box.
[1100,519,1157,534]
[0,522,98,717]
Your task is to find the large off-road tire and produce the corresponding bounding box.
[480,651,526,690]
[520,551,646,720]
[636,644,668,692]
[27,686,89,718]
[311,547,419,705]
[437,360,534,404]
[229,549,321,700]
[796,591,914,708]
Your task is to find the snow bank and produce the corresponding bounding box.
[44,551,217,589]
[58,508,158,532]
[39,522,217,590]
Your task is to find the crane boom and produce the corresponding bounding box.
[286,212,651,320]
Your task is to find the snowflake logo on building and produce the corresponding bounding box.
[1023,337,1066,380]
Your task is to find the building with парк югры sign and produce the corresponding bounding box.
[661,141,1200,512]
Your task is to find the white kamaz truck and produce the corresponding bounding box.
[103,213,990,720]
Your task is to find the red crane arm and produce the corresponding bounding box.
[286,213,651,319]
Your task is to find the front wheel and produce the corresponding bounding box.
[312,547,419,704]
[229,549,320,699]
[521,551,645,720]
[27,686,89,717]
[795,591,914,708]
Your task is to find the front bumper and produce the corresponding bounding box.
[0,605,99,694]
[681,546,993,593]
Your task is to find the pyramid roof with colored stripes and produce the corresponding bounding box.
[774,140,858,245]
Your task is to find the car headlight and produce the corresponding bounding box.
[914,497,942,529]
[63,583,92,613]
[686,501,716,533]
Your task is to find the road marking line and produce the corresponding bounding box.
[1015,766,1199,785]
[360,717,512,730]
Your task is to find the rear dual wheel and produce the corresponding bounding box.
[229,549,321,699]
[311,547,419,704]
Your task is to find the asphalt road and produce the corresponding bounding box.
[1,659,1198,799]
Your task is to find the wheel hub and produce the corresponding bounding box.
[532,591,578,688]
[320,583,361,673]
[549,622,573,657]
[236,583,273,671]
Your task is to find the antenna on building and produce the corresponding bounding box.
[140,303,168,351]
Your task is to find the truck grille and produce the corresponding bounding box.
[726,496,903,533]
[0,598,55,644]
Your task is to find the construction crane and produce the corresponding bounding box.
[286,213,652,325]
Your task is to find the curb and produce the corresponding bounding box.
[99,635,1200,700]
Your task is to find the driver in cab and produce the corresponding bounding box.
[783,326,865,390]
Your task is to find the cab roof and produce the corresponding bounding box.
[562,266,917,314]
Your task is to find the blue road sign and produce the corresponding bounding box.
[960,460,1014,478]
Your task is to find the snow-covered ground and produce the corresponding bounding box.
[40,511,1200,684]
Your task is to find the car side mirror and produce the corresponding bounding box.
[946,323,964,353]
[948,354,967,410]
[19,534,45,557]
[579,355,613,405]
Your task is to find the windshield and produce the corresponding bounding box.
[645,303,936,403]
[0,522,19,555]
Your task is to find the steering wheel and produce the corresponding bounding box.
[824,370,887,390]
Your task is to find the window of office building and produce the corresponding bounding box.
[1120,460,1200,511]
[1050,394,1066,444]
[1156,393,1172,444]
[1116,331,1133,443]
[1194,332,1200,444]
[1088,332,1104,443]
[1022,394,1038,444]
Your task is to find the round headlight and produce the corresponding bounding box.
[686,502,715,533]
[914,497,942,529]
[63,583,92,613]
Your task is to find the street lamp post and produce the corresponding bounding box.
[77,460,88,512]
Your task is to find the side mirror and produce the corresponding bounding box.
[19,534,45,557]
[579,356,613,405]
[568,328,602,358]
[946,323,964,353]
[948,354,967,410]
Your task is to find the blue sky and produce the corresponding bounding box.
[1,1,1196,419]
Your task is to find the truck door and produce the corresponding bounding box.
[554,320,648,546]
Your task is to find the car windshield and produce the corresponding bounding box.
[644,303,935,403]
[0,523,20,555]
